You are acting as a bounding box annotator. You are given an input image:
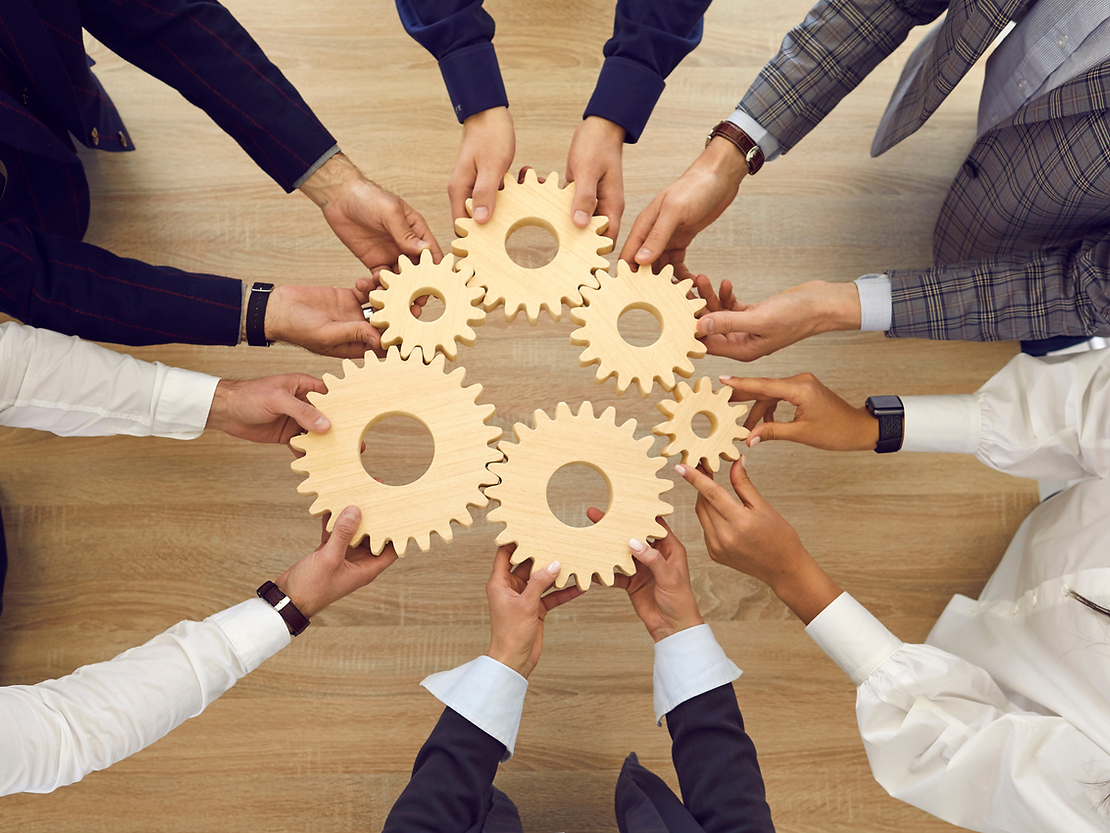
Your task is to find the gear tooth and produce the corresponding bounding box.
[289,435,309,455]
[367,288,387,307]
[413,531,432,552]
[456,262,475,282]
[599,405,616,425]
[339,359,360,379]
[436,524,455,545]
[419,248,435,266]
[656,399,677,418]
[542,301,563,323]
[396,253,415,271]
[426,349,446,374]
[543,170,560,188]
[321,372,342,390]
[477,403,498,425]
[620,416,640,435]
[555,401,575,421]
[522,168,540,186]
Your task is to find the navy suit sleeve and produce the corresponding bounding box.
[78,0,336,191]
[583,0,712,143]
[395,0,508,122]
[665,684,776,833]
[0,213,241,346]
[382,707,505,832]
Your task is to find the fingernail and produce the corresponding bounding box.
[740,456,747,470]
[314,416,331,431]
[702,318,715,334]
[417,240,429,249]
[719,375,732,383]
[546,560,561,575]
[574,210,589,225]
[474,206,489,222]
[636,247,651,262]
[629,538,645,552]
[674,464,687,476]
[341,506,360,521]
[749,436,761,448]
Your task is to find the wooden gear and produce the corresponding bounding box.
[569,260,707,396]
[367,249,485,362]
[289,348,502,555]
[486,401,673,591]
[653,377,750,473]
[452,169,612,324]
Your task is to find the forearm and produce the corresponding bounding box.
[768,555,843,626]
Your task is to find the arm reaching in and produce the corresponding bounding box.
[449,107,516,224]
[566,116,626,241]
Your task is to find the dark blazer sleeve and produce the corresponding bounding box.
[0,212,241,346]
[665,683,776,833]
[382,707,505,833]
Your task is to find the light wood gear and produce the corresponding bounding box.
[289,348,502,555]
[452,169,612,324]
[367,249,485,362]
[486,401,673,591]
[570,260,707,396]
[653,377,751,473]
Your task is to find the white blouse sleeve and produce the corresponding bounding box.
[806,594,1108,832]
[901,348,1110,480]
[0,321,218,439]
[0,598,290,796]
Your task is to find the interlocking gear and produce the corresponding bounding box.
[486,401,673,591]
[570,260,707,396]
[367,250,485,362]
[653,377,750,473]
[289,348,502,555]
[452,169,612,324]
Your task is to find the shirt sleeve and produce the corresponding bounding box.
[652,623,741,724]
[805,593,1109,832]
[0,321,218,439]
[0,598,290,796]
[901,347,1110,480]
[420,656,528,761]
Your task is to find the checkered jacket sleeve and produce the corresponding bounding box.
[737,0,947,154]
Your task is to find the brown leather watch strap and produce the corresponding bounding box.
[705,120,764,176]
[256,580,310,636]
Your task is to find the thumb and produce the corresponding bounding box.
[278,389,331,434]
[570,172,598,229]
[728,457,762,509]
[634,210,680,266]
[522,559,562,602]
[697,310,750,337]
[470,167,502,224]
[325,505,362,558]
[381,203,427,258]
[629,538,672,584]
[748,419,804,446]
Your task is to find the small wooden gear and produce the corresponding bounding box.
[289,347,502,555]
[367,249,485,362]
[452,169,612,324]
[653,377,750,472]
[486,401,673,591]
[569,260,707,396]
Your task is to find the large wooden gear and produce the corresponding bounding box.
[570,260,707,396]
[367,249,485,362]
[452,169,612,324]
[289,348,502,555]
[486,401,673,591]
[653,377,750,473]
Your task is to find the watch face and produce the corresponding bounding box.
[867,395,903,414]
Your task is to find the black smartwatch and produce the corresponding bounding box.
[246,282,274,347]
[865,395,904,454]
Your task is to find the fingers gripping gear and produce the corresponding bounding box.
[570,261,707,396]
[289,348,502,555]
[367,250,485,362]
[452,170,613,324]
[486,401,673,591]
[653,377,750,473]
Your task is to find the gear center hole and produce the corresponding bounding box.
[617,304,662,347]
[505,220,559,269]
[361,414,435,486]
[546,463,612,528]
[410,288,445,322]
[692,411,717,439]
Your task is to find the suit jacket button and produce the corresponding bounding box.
[963,160,979,179]
[119,131,128,148]
[90,127,99,146]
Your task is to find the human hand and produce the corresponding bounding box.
[276,506,398,620]
[265,283,384,358]
[618,137,748,278]
[719,373,878,451]
[678,460,841,624]
[565,116,625,241]
[695,280,862,362]
[450,107,516,224]
[206,375,329,445]
[485,544,583,679]
[300,152,442,276]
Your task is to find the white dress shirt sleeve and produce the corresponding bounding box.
[0,321,218,439]
[652,623,741,724]
[420,656,528,762]
[727,109,782,162]
[901,348,1110,480]
[854,274,892,331]
[806,593,1109,832]
[0,598,290,796]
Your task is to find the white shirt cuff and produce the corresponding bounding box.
[727,109,782,162]
[208,598,291,674]
[153,368,220,439]
[421,656,528,761]
[652,624,741,725]
[805,593,904,685]
[901,395,980,454]
[855,274,892,332]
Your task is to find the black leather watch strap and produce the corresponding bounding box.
[246,282,274,347]
[256,580,309,636]
[865,395,904,454]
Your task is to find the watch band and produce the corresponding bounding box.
[705,120,764,175]
[865,395,904,454]
[246,282,274,347]
[256,580,310,636]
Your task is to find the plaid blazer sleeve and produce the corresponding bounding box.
[886,231,1110,341]
[737,0,946,154]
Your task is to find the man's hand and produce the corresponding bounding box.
[618,137,748,278]
[276,506,398,620]
[206,374,329,445]
[265,283,382,358]
[450,106,516,224]
[721,373,879,451]
[566,116,625,241]
[695,279,862,362]
[486,544,583,679]
[300,152,442,276]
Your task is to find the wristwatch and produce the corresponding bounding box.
[256,580,310,636]
[865,395,904,454]
[245,282,274,347]
[705,120,764,175]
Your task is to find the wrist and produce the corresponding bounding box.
[276,568,323,620]
[820,281,863,332]
[205,379,234,434]
[263,284,287,343]
[701,136,750,186]
[299,152,362,208]
[581,115,627,146]
[649,615,705,644]
[486,645,530,679]
[770,556,842,626]
[854,405,881,451]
